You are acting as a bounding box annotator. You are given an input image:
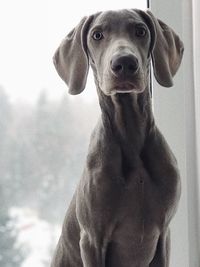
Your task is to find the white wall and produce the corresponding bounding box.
[192,0,200,254]
[151,0,200,266]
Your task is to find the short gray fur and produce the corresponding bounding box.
[51,9,184,267]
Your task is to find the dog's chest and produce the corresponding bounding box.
[82,166,173,265]
[116,167,172,225]
[102,166,176,265]
[89,164,178,230]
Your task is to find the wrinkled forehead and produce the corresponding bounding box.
[91,9,145,30]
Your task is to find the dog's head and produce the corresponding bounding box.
[53,9,184,95]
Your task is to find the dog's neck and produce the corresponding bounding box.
[96,84,155,170]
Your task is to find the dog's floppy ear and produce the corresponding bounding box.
[53,16,93,95]
[140,10,184,87]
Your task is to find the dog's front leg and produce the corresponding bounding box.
[80,230,106,267]
[149,229,170,267]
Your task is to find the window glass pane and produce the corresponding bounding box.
[0,1,147,267]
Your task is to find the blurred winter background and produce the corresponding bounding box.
[0,0,146,266]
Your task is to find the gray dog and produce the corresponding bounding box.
[51,9,184,267]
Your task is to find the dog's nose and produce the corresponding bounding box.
[111,54,139,77]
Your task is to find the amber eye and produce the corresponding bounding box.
[92,31,104,41]
[135,26,147,37]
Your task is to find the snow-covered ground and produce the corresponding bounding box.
[10,207,61,267]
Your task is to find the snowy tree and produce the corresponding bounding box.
[0,87,25,267]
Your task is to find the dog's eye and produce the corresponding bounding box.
[92,31,104,41]
[135,26,147,37]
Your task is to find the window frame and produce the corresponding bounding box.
[150,0,200,266]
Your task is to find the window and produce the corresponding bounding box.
[0,1,147,267]
[1,1,199,266]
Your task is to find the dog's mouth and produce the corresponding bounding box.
[99,71,146,96]
[110,82,144,94]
